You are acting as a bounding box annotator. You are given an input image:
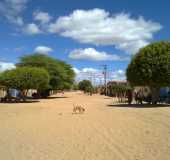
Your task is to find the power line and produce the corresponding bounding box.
[75,67,115,87]
[101,65,108,96]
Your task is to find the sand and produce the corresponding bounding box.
[0,91,170,160]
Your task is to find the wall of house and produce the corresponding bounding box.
[0,89,37,98]
[0,89,6,98]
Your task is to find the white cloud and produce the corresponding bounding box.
[33,11,52,24]
[0,0,28,26]
[69,48,129,61]
[73,67,126,85]
[111,69,126,81]
[0,61,15,72]
[73,67,99,84]
[81,68,98,73]
[49,9,162,54]
[23,23,41,35]
[72,67,80,74]
[13,16,24,26]
[34,46,53,55]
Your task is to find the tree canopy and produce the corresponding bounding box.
[0,67,50,92]
[78,80,93,93]
[126,41,170,103]
[17,54,75,90]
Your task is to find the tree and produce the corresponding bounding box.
[126,41,170,104]
[58,61,75,90]
[17,54,75,91]
[72,83,79,90]
[78,80,93,93]
[0,67,50,99]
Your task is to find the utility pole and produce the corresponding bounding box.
[101,65,107,96]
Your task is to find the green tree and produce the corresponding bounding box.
[78,80,93,93]
[0,67,50,99]
[126,41,170,104]
[17,54,75,91]
[72,83,79,90]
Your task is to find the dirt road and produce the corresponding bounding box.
[0,92,170,160]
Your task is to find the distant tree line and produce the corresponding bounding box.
[77,80,95,95]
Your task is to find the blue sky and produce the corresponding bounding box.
[0,0,169,83]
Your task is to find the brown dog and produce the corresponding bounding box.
[73,104,85,114]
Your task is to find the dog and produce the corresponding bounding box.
[73,103,85,114]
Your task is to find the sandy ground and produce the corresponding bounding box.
[0,92,170,160]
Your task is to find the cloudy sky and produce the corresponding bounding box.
[0,0,169,84]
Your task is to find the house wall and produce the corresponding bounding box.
[0,89,6,98]
[0,89,37,98]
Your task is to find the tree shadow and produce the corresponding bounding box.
[107,103,170,108]
[42,96,68,99]
[104,97,113,99]
[0,100,40,104]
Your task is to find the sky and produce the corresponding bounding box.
[0,0,169,84]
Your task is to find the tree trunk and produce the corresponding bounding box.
[150,87,160,104]
[21,90,27,102]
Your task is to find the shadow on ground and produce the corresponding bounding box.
[0,96,69,104]
[104,97,113,99]
[0,100,40,104]
[107,104,170,108]
[43,96,68,99]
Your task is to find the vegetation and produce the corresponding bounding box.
[0,67,49,100]
[17,54,75,94]
[78,80,93,93]
[0,54,75,101]
[126,41,170,104]
[106,82,132,103]
[72,83,79,90]
[107,83,132,97]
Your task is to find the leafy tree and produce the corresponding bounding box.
[78,80,93,93]
[126,41,170,104]
[58,61,75,90]
[0,67,50,99]
[17,54,75,91]
[72,83,79,90]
